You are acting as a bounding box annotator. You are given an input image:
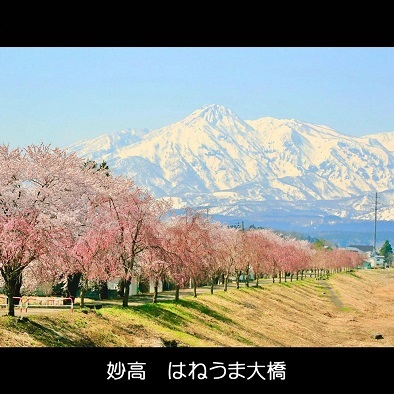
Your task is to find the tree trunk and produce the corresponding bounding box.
[1,268,24,317]
[224,274,229,292]
[117,278,125,297]
[67,273,82,303]
[80,277,91,308]
[80,286,86,308]
[7,290,16,317]
[5,274,20,317]
[153,280,159,303]
[122,279,131,307]
[236,273,240,289]
[193,280,197,298]
[14,274,22,305]
[7,293,15,316]
[210,276,215,294]
[272,262,276,283]
[175,285,180,302]
[99,281,109,300]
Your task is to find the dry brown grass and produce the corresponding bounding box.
[1,268,393,347]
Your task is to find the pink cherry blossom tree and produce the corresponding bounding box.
[282,238,314,281]
[183,210,215,297]
[0,212,45,314]
[137,217,182,303]
[66,224,121,308]
[139,247,169,303]
[203,220,228,294]
[0,144,100,315]
[245,229,276,284]
[162,208,212,299]
[253,229,286,283]
[233,229,251,289]
[93,173,172,307]
[214,226,243,291]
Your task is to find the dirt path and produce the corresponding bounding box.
[318,280,345,308]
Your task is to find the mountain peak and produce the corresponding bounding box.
[182,104,251,131]
[196,104,236,120]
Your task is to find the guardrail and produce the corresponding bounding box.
[0,295,74,313]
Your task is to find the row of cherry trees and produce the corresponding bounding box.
[0,144,365,316]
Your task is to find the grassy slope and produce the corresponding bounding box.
[1,269,393,347]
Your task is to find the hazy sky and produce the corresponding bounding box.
[1,47,394,149]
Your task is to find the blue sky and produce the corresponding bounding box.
[1,47,394,149]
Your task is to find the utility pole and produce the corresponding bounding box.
[373,192,377,256]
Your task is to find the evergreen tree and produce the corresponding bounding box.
[84,159,110,176]
[98,160,110,176]
[313,238,333,250]
[379,240,393,267]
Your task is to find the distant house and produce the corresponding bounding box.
[346,245,386,268]
[368,255,386,268]
[346,245,374,257]
[361,261,372,269]
[107,278,163,296]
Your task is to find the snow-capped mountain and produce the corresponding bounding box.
[66,104,394,226]
[360,131,394,153]
[68,127,150,162]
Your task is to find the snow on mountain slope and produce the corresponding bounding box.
[115,104,269,193]
[65,104,394,222]
[67,128,150,162]
[246,117,394,198]
[360,131,394,153]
